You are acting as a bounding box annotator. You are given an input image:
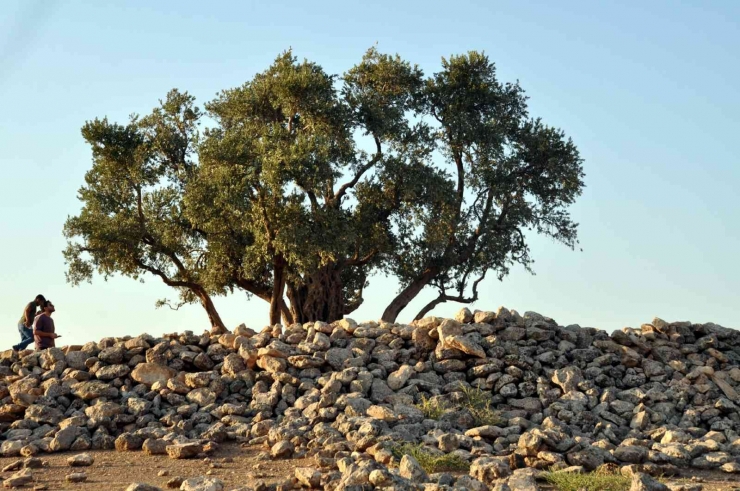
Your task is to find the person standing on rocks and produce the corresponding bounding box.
[33,300,59,350]
[12,294,46,351]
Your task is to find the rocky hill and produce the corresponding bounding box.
[1,307,738,490]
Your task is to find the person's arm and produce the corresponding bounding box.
[24,304,34,327]
[34,330,56,338]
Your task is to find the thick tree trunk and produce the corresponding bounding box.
[286,264,345,323]
[381,267,439,323]
[194,288,226,331]
[269,258,286,326]
[280,301,294,326]
[234,277,294,325]
[413,295,446,321]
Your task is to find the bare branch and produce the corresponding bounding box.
[155,298,186,311]
[332,136,382,205]
[413,269,488,321]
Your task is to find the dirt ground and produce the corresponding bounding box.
[2,444,740,490]
[0,444,314,490]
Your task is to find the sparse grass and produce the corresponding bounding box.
[391,443,470,473]
[459,385,490,408]
[415,394,448,420]
[415,386,504,426]
[543,465,630,491]
[458,386,505,426]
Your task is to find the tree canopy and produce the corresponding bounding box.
[64,48,584,327]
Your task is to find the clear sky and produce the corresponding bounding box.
[1,0,738,347]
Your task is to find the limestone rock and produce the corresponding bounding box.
[66,472,88,483]
[166,443,202,459]
[67,453,94,467]
[179,477,224,491]
[399,454,428,482]
[470,456,511,482]
[552,366,582,393]
[130,363,175,387]
[295,467,321,488]
[125,484,163,491]
[271,441,294,459]
[630,472,669,491]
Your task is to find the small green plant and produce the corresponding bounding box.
[469,402,504,426]
[458,386,504,426]
[459,385,490,408]
[543,466,631,491]
[391,443,470,473]
[416,394,448,420]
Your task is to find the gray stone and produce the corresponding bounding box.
[95,363,130,380]
[270,440,294,459]
[630,472,669,491]
[179,476,224,491]
[399,454,428,482]
[552,366,583,393]
[125,485,163,491]
[615,445,649,464]
[470,456,511,482]
[115,433,144,451]
[50,426,78,452]
[566,447,604,471]
[295,467,321,487]
[166,443,202,459]
[507,468,540,491]
[143,438,168,455]
[66,472,88,483]
[67,453,94,467]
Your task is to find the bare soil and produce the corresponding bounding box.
[2,444,740,490]
[0,444,314,490]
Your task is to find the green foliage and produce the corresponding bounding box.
[415,388,503,426]
[415,394,448,420]
[458,386,504,426]
[382,50,584,321]
[543,466,631,491]
[66,47,585,325]
[63,90,228,327]
[391,443,470,473]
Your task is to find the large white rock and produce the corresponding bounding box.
[130,363,175,387]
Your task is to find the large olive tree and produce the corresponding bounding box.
[65,49,584,326]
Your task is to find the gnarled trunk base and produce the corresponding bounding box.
[286,265,345,324]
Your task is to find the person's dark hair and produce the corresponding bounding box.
[43,300,53,308]
[35,294,46,304]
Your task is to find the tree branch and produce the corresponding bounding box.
[155,298,186,311]
[345,248,379,267]
[332,136,381,206]
[134,258,192,289]
[413,270,487,320]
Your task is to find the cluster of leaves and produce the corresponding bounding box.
[64,48,585,327]
[391,443,470,473]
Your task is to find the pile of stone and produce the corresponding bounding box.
[1,307,739,490]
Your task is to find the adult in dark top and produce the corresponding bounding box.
[33,300,59,350]
[12,294,45,351]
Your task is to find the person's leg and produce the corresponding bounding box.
[13,322,34,351]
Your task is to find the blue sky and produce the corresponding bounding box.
[1,0,738,346]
